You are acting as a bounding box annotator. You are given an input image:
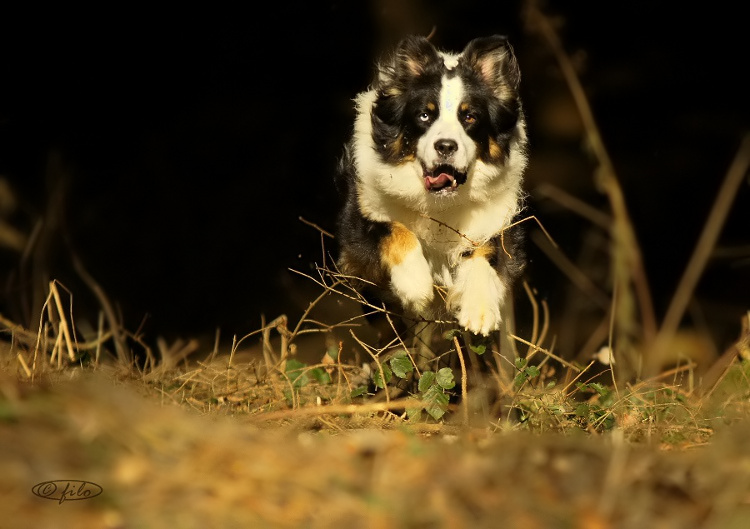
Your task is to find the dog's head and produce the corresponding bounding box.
[354,35,526,208]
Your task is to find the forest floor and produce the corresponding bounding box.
[1,298,750,529]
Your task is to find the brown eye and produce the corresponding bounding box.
[463,112,477,125]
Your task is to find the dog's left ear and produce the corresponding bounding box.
[461,36,521,100]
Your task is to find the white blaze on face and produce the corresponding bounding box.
[417,75,476,172]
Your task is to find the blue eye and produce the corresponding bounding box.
[419,112,431,122]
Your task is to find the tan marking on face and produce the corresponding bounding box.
[488,138,503,162]
[427,101,437,112]
[381,222,419,267]
[460,102,469,112]
[387,134,403,158]
[388,134,417,163]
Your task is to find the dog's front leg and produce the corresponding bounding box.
[381,222,434,316]
[448,246,507,336]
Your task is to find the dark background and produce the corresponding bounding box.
[1,1,747,358]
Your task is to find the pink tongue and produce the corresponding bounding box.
[425,173,453,190]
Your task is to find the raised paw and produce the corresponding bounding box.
[389,246,434,315]
[449,258,506,336]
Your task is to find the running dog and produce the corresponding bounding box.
[335,35,527,337]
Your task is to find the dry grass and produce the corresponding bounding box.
[2,320,750,528]
[1,239,750,527]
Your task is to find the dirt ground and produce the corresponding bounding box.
[2,350,750,529]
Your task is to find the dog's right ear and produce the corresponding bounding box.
[375,36,442,94]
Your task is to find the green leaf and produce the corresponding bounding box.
[372,364,393,389]
[442,329,462,340]
[589,382,609,397]
[309,367,331,385]
[325,346,339,361]
[574,403,590,417]
[422,385,450,420]
[390,353,414,379]
[469,343,487,355]
[470,335,493,355]
[515,357,528,370]
[350,386,368,398]
[418,371,436,392]
[285,359,310,388]
[406,407,423,421]
[436,367,455,389]
[405,397,423,421]
[525,365,541,379]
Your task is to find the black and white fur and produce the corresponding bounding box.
[335,35,527,337]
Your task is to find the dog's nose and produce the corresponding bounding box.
[434,139,458,158]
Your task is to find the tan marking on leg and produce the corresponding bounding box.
[464,243,495,261]
[338,249,387,285]
[381,222,419,267]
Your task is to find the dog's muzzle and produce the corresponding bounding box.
[423,163,467,193]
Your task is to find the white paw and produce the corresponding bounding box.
[448,258,506,336]
[390,246,434,315]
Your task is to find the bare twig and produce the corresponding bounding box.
[72,253,131,365]
[50,281,76,362]
[420,214,480,246]
[510,333,579,371]
[298,216,335,239]
[453,336,469,425]
[531,230,610,309]
[534,183,611,230]
[384,309,422,377]
[249,398,421,422]
[649,135,750,373]
[505,214,559,249]
[522,281,540,348]
[527,4,657,354]
[0,314,37,343]
[350,329,391,403]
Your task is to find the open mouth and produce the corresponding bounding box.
[423,164,467,193]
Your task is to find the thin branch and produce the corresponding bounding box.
[72,253,130,365]
[527,4,657,343]
[658,135,750,345]
[249,398,421,422]
[298,216,335,238]
[509,333,579,371]
[453,336,469,426]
